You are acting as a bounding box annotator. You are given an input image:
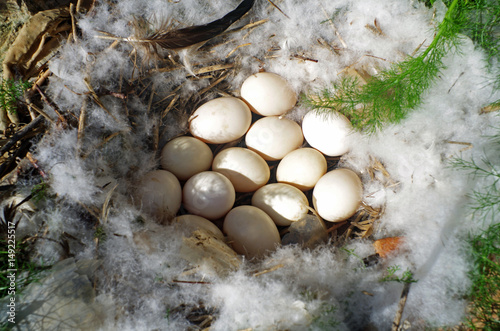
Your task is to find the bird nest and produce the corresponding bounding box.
[2,0,461,330]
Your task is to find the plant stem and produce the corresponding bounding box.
[421,0,459,60]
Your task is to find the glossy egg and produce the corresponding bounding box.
[276,148,327,191]
[189,97,251,144]
[223,205,281,259]
[183,171,235,220]
[245,116,303,161]
[212,147,270,192]
[160,136,213,181]
[252,183,309,226]
[313,168,363,222]
[301,110,353,156]
[241,72,297,116]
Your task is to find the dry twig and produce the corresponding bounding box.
[0,116,44,156]
[252,263,284,277]
[392,282,411,331]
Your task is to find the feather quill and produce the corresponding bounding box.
[132,0,255,50]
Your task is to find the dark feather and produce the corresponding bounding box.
[138,0,255,49]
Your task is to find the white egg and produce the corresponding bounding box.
[245,116,303,161]
[223,205,281,259]
[240,72,297,116]
[172,214,224,240]
[276,148,327,191]
[313,168,363,222]
[212,147,270,192]
[301,110,353,156]
[252,183,309,226]
[183,171,235,220]
[137,170,182,224]
[189,97,251,144]
[160,136,213,181]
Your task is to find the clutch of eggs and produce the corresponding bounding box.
[138,72,362,259]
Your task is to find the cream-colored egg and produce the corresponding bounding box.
[241,72,297,116]
[212,147,270,192]
[189,97,251,144]
[223,205,281,259]
[301,110,353,156]
[276,148,327,191]
[252,183,309,226]
[137,170,182,224]
[312,168,363,222]
[172,214,224,240]
[160,136,213,181]
[183,171,235,220]
[245,116,303,161]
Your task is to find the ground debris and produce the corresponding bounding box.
[0,258,108,330]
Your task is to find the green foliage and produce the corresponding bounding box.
[305,0,463,132]
[0,79,31,115]
[299,289,342,330]
[339,246,363,261]
[305,0,500,132]
[379,265,418,284]
[439,0,500,93]
[450,155,499,221]
[94,225,107,242]
[0,240,46,298]
[309,302,341,330]
[164,307,171,320]
[444,0,500,70]
[31,181,48,204]
[451,123,499,329]
[450,125,500,222]
[1,204,46,301]
[339,246,368,272]
[0,238,47,330]
[466,223,500,330]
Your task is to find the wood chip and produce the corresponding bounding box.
[373,236,404,258]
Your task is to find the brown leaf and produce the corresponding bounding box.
[373,236,404,258]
